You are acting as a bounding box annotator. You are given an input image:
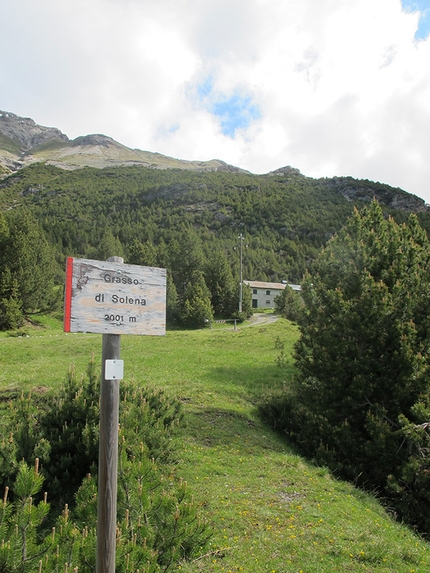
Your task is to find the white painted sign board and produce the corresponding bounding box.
[64,257,166,335]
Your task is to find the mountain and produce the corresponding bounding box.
[0,110,247,174]
[1,110,427,215]
[2,109,430,288]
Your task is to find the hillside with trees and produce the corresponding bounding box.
[1,161,430,330]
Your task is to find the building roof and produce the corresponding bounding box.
[244,280,301,291]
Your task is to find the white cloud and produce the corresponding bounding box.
[1,0,430,202]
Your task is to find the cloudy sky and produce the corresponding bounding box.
[2,0,430,202]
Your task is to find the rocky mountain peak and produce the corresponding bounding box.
[0,111,69,151]
[70,134,117,147]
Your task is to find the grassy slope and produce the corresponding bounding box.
[0,132,21,155]
[1,316,429,572]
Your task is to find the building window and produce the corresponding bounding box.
[253,289,257,294]
[252,299,258,308]
[266,290,271,295]
[266,300,270,305]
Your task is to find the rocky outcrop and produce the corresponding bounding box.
[0,111,69,151]
[320,176,427,213]
[197,159,247,173]
[268,165,302,177]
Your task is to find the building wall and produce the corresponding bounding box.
[244,280,301,310]
[250,286,283,309]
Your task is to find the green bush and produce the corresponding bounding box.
[0,360,210,571]
[0,359,184,506]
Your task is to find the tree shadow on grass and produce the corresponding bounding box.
[198,363,297,400]
[181,404,301,458]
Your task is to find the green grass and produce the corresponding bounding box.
[0,132,22,155]
[1,316,429,572]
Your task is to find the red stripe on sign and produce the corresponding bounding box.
[64,257,74,332]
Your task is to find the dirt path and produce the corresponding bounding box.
[248,313,279,326]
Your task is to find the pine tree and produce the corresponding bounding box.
[179,271,213,328]
[274,285,304,322]
[0,269,24,330]
[127,238,158,267]
[1,210,58,317]
[91,229,124,261]
[205,250,236,317]
[261,201,430,531]
[169,230,205,300]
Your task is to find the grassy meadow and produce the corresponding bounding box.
[1,315,429,572]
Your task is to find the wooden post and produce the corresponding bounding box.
[96,256,123,573]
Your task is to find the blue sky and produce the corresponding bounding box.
[402,0,430,39]
[2,0,430,202]
[211,94,261,137]
[196,76,261,137]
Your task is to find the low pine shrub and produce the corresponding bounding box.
[0,359,210,572]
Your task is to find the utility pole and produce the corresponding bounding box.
[238,233,244,313]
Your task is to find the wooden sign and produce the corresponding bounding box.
[64,257,166,335]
